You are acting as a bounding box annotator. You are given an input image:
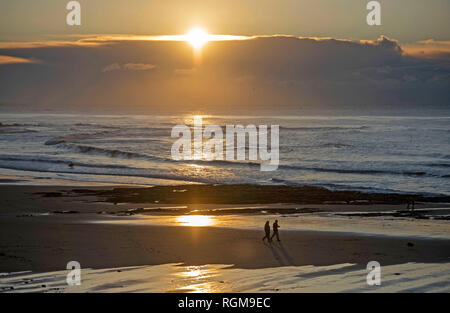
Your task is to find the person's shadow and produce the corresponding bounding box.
[263,241,285,266]
[275,241,295,266]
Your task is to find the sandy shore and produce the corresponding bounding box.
[1,186,450,271]
[2,213,450,273]
[1,185,449,292]
[2,262,449,293]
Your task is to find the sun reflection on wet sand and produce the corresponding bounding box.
[178,283,215,293]
[176,215,215,227]
[182,266,204,278]
[171,265,229,293]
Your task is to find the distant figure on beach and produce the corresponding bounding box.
[406,199,415,211]
[271,220,281,242]
[262,221,271,243]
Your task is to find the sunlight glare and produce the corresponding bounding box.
[185,27,209,49]
[176,215,214,227]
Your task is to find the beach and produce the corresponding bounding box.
[1,1,449,298]
[1,184,449,292]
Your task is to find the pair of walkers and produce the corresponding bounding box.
[262,220,280,243]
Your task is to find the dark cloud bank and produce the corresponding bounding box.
[0,36,449,115]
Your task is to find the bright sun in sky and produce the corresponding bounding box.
[185,27,209,49]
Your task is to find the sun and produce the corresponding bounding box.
[185,27,209,49]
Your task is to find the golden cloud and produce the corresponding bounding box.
[0,55,40,65]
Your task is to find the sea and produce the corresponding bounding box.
[0,114,448,195]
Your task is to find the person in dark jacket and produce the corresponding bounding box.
[262,221,271,242]
[271,220,280,242]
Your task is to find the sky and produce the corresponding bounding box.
[1,0,450,42]
[0,0,449,114]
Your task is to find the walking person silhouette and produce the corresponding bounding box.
[271,220,280,242]
[262,221,271,243]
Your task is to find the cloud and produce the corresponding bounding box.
[101,62,121,72]
[102,62,156,72]
[0,34,250,50]
[402,39,450,59]
[123,63,156,71]
[0,35,448,114]
[360,35,402,51]
[0,55,40,65]
[0,40,105,49]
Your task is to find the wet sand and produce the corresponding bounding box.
[2,211,450,273]
[1,186,450,274]
[0,185,449,276]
